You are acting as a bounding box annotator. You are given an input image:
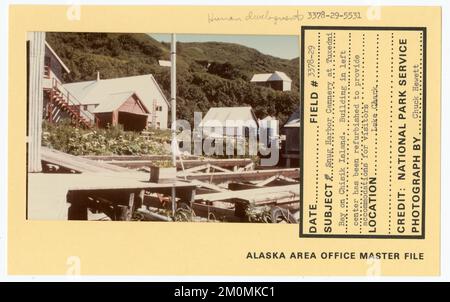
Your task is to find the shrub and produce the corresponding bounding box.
[42,120,171,156]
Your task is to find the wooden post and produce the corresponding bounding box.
[127,192,135,221]
[137,189,145,210]
[116,205,128,221]
[190,187,195,208]
[171,185,176,216]
[286,158,291,168]
[67,191,88,220]
[48,89,53,123]
[27,32,46,172]
[115,191,136,221]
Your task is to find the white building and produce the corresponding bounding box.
[63,74,170,129]
[42,41,71,90]
[199,106,258,138]
[250,71,292,92]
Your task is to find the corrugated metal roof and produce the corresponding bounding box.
[271,71,292,82]
[92,91,135,113]
[199,107,258,127]
[63,74,169,110]
[250,73,273,82]
[250,71,292,83]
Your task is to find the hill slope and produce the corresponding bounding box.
[46,33,299,124]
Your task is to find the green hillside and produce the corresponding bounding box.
[46,32,299,124]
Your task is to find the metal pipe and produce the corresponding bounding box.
[170,33,177,167]
[136,209,173,222]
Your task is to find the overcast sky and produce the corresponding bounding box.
[149,34,299,60]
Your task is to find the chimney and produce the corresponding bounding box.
[96,71,100,81]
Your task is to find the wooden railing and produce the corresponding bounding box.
[51,77,95,124]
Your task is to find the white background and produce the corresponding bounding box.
[0,0,447,282]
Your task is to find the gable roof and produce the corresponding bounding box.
[63,74,169,108]
[271,71,292,82]
[92,91,149,114]
[250,71,292,83]
[199,106,258,127]
[45,41,70,74]
[250,73,273,82]
[261,115,276,121]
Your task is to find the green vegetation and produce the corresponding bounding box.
[42,120,171,156]
[151,160,174,168]
[46,33,299,124]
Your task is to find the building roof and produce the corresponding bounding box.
[63,74,169,108]
[92,91,149,114]
[199,106,258,127]
[284,110,300,128]
[261,115,276,121]
[250,71,292,83]
[45,41,70,74]
[250,73,273,82]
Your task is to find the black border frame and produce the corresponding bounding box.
[299,26,427,239]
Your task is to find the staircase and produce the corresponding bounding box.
[47,78,94,129]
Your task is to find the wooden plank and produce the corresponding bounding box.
[228,183,259,190]
[180,164,210,174]
[41,147,128,173]
[208,164,232,173]
[191,180,228,192]
[195,184,299,204]
[93,158,253,169]
[82,155,199,161]
[255,175,278,187]
[184,168,300,184]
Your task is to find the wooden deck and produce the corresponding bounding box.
[27,171,196,220]
[29,148,300,222]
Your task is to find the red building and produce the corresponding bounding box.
[93,91,150,131]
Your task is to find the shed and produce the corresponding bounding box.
[250,71,292,91]
[93,91,149,132]
[199,106,258,138]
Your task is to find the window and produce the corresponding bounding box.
[43,56,51,78]
[83,105,88,111]
[156,106,163,111]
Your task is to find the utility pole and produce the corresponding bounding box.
[170,34,177,217]
[170,33,177,167]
